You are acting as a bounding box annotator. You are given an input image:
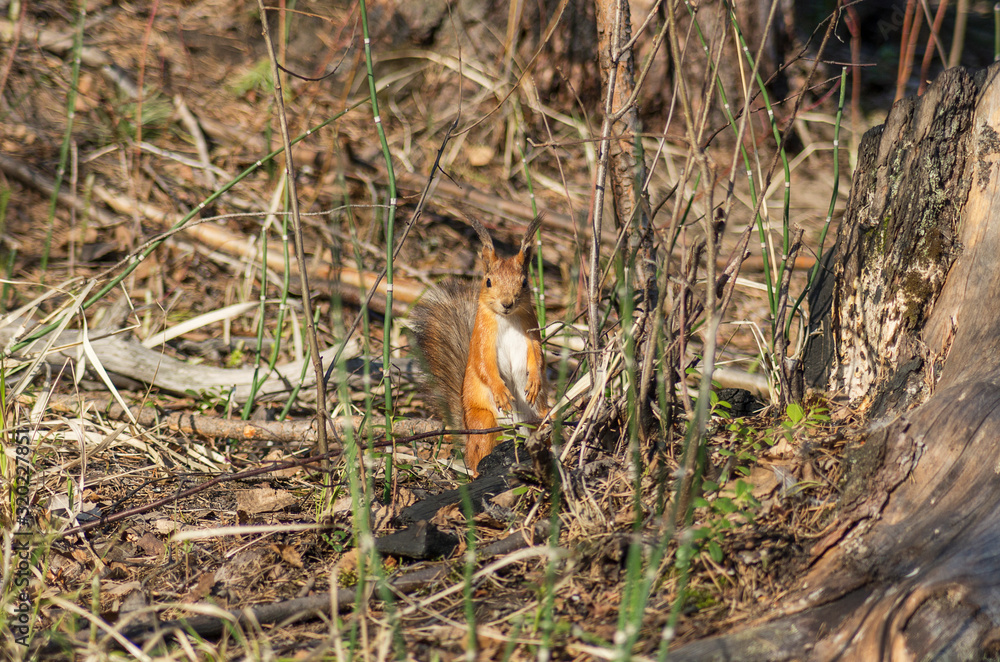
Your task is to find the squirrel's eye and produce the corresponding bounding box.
[486,278,492,288]
[522,278,529,289]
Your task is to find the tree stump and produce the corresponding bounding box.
[675,63,1000,660]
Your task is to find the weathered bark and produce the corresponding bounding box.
[674,63,1000,660]
[810,64,976,419]
[593,0,658,437]
[594,0,653,258]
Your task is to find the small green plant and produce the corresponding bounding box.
[100,92,172,142]
[322,529,351,554]
[769,403,830,447]
[707,389,731,417]
[225,344,246,368]
[691,479,760,564]
[690,402,829,565]
[228,59,275,98]
[716,402,830,483]
[184,386,232,413]
[718,418,759,480]
[681,586,721,613]
[337,565,359,589]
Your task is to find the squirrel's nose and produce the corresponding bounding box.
[502,300,514,313]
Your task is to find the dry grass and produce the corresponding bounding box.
[0,0,870,659]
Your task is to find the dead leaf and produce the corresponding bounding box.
[747,465,781,499]
[431,503,463,528]
[490,489,519,509]
[184,571,217,602]
[763,437,795,459]
[270,543,304,568]
[236,487,297,515]
[135,532,165,556]
[154,519,182,535]
[262,449,303,478]
[338,549,359,577]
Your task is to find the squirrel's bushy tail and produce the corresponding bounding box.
[410,280,478,428]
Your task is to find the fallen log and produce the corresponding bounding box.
[0,322,421,404]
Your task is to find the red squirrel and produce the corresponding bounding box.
[411,215,549,474]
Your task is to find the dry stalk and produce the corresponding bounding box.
[257,0,329,474]
[774,228,804,403]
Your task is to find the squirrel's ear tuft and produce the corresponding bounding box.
[520,214,544,255]
[480,244,496,267]
[465,214,495,252]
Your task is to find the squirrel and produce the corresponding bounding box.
[411,215,549,475]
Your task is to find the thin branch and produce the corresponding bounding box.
[256,0,330,473]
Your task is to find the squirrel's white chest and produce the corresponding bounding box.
[494,314,535,421]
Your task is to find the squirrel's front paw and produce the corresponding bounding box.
[525,372,541,405]
[494,387,514,412]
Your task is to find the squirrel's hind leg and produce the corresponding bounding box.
[464,407,498,476]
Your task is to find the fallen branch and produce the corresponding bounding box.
[4,324,368,402]
[49,393,444,442]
